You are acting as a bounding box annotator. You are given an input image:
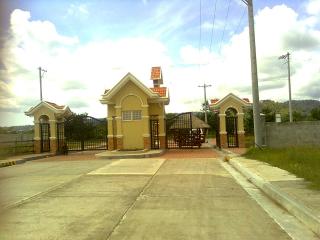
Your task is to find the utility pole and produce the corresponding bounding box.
[198,84,212,123]
[38,67,47,102]
[279,52,292,122]
[241,0,262,147]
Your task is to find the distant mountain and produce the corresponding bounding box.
[287,100,320,113]
[261,99,320,114]
[0,125,34,134]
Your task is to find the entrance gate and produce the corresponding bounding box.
[226,116,238,147]
[58,115,107,151]
[166,112,202,149]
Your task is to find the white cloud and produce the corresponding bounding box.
[176,3,320,103]
[1,4,320,126]
[306,0,320,15]
[0,9,173,125]
[67,4,89,17]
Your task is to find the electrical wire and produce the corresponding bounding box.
[219,0,232,53]
[209,0,218,53]
[199,0,202,56]
[234,7,246,35]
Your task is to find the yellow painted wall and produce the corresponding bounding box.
[218,97,246,133]
[106,80,167,150]
[33,106,56,139]
[121,95,144,149]
[220,98,244,114]
[112,82,149,150]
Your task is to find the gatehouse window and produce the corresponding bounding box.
[122,110,142,121]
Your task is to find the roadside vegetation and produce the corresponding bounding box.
[244,147,320,190]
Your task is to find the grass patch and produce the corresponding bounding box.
[243,147,320,190]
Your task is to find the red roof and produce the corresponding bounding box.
[151,66,162,80]
[242,98,250,103]
[45,101,65,110]
[150,87,167,97]
[210,98,219,104]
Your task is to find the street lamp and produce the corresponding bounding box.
[241,0,262,147]
[279,52,292,122]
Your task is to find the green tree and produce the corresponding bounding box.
[244,108,254,134]
[311,107,320,120]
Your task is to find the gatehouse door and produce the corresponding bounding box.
[112,116,117,150]
[150,117,159,149]
[215,113,221,148]
[226,116,238,147]
[40,123,50,152]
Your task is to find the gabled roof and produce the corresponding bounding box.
[150,87,167,97]
[100,72,169,105]
[25,101,72,117]
[210,93,252,108]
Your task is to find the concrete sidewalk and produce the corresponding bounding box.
[0,152,54,168]
[223,152,320,237]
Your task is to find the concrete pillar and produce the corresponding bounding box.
[143,135,151,150]
[159,134,166,149]
[220,133,228,148]
[116,136,123,150]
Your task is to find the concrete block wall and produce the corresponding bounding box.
[265,121,320,148]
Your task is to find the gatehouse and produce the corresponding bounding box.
[25,67,251,154]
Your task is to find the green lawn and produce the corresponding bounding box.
[243,147,320,190]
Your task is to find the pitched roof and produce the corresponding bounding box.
[210,93,251,108]
[150,87,167,97]
[45,101,65,110]
[150,66,162,80]
[25,101,72,117]
[100,72,169,105]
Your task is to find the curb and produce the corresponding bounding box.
[229,157,320,237]
[0,153,54,168]
[95,150,165,160]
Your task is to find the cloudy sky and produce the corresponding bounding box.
[0,0,319,126]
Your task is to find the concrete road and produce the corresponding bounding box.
[0,157,292,239]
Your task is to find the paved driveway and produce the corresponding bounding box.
[0,151,291,240]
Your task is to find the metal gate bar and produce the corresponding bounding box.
[215,113,221,148]
[226,116,238,147]
[64,115,107,151]
[40,123,50,152]
[150,117,159,149]
[166,112,197,149]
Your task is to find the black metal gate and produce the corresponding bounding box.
[57,122,65,152]
[166,112,201,149]
[40,123,50,152]
[226,116,238,147]
[215,113,221,148]
[150,116,159,149]
[63,115,107,151]
[112,116,117,150]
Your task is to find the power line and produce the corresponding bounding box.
[234,7,246,35]
[209,0,218,53]
[219,0,232,53]
[199,0,202,56]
